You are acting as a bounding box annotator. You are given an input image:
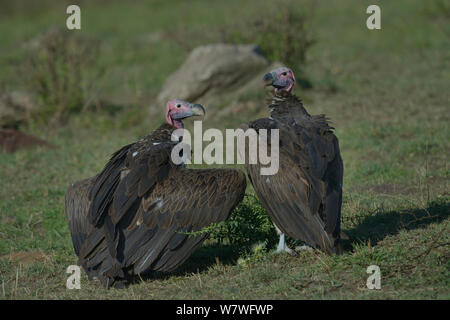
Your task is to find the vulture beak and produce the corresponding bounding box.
[171,103,205,120]
[263,72,274,86]
[190,103,206,117]
[264,72,288,89]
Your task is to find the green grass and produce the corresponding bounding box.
[0,0,449,299]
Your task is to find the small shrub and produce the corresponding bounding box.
[165,1,315,87]
[187,195,278,248]
[221,0,315,85]
[423,0,450,19]
[423,0,450,38]
[21,28,102,124]
[237,242,270,268]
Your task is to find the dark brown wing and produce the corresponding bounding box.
[122,167,246,274]
[87,143,134,226]
[65,177,95,256]
[242,118,343,254]
[79,141,246,285]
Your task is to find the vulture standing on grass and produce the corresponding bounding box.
[65,100,246,288]
[241,67,344,255]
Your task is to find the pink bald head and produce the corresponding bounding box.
[263,67,296,93]
[165,99,205,129]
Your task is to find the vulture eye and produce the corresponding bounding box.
[281,72,287,76]
[176,104,181,108]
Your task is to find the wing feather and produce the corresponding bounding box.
[65,178,95,255]
[244,117,343,253]
[78,140,246,284]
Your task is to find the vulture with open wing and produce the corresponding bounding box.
[241,67,344,255]
[65,100,246,287]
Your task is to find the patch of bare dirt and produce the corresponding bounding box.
[0,250,49,264]
[0,129,55,153]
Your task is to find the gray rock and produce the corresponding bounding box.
[156,43,283,110]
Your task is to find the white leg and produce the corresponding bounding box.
[274,226,297,256]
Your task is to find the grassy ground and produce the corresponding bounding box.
[0,0,449,299]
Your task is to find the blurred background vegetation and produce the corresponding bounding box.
[0,0,319,127]
[0,0,448,299]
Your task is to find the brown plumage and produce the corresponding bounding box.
[65,177,95,256]
[242,91,344,254]
[66,110,246,288]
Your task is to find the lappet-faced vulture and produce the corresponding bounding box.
[241,67,344,255]
[65,100,246,287]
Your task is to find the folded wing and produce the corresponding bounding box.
[242,117,343,254]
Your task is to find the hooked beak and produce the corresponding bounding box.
[263,72,274,86]
[190,104,205,117]
[171,103,205,120]
[263,72,288,89]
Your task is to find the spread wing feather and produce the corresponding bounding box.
[88,143,133,226]
[76,141,246,285]
[65,178,95,256]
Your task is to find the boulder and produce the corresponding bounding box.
[156,43,283,110]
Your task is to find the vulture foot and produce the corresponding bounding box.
[275,233,298,256]
[275,246,298,256]
[294,245,314,252]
